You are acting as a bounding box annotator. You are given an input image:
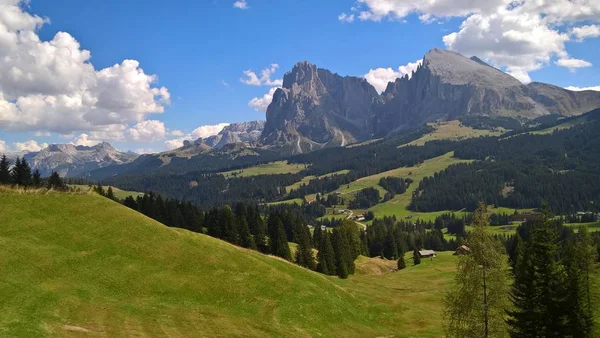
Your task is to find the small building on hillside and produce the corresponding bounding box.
[454,245,471,256]
[418,250,436,258]
[511,212,541,223]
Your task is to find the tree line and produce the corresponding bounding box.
[0,155,66,190]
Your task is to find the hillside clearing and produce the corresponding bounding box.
[399,120,503,147]
[219,161,306,178]
[69,184,143,199]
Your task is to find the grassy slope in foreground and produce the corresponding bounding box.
[0,190,384,337]
[0,190,460,337]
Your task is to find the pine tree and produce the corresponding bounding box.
[332,228,353,279]
[32,169,42,187]
[11,157,21,185]
[0,155,10,184]
[19,158,32,186]
[221,206,239,245]
[564,226,596,337]
[507,206,569,337]
[294,223,316,270]
[413,249,421,266]
[397,255,406,270]
[270,218,291,261]
[254,215,269,254]
[238,216,257,250]
[444,202,510,338]
[317,231,336,276]
[106,186,115,200]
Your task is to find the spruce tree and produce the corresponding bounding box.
[413,249,421,266]
[317,231,336,276]
[271,219,291,261]
[11,157,21,185]
[19,158,32,186]
[294,223,316,270]
[397,255,406,270]
[106,186,115,200]
[221,206,239,245]
[444,202,510,338]
[0,155,10,184]
[507,207,569,337]
[32,169,41,187]
[564,226,596,337]
[332,228,353,279]
[238,216,257,250]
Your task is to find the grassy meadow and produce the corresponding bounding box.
[400,120,503,147]
[219,161,306,178]
[0,189,459,337]
[69,184,143,200]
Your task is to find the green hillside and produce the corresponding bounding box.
[0,189,455,337]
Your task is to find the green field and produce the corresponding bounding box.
[400,120,503,147]
[285,169,350,192]
[335,152,472,221]
[69,184,143,200]
[0,189,461,337]
[530,116,589,135]
[267,198,304,206]
[219,161,306,178]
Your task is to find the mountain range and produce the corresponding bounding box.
[261,49,600,152]
[6,48,600,177]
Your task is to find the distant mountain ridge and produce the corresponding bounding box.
[22,142,137,177]
[261,49,600,152]
[204,120,265,148]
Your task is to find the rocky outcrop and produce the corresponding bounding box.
[261,61,381,153]
[205,121,265,148]
[375,49,600,135]
[24,142,137,177]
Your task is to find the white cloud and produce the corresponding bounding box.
[233,0,248,10]
[0,2,170,134]
[364,59,422,93]
[0,140,7,153]
[126,120,166,143]
[564,85,600,92]
[13,140,48,152]
[34,131,51,137]
[191,123,229,139]
[555,58,592,72]
[71,133,103,147]
[240,64,283,86]
[570,25,600,41]
[134,148,158,154]
[169,129,185,137]
[249,87,279,112]
[344,0,600,83]
[164,123,230,150]
[338,13,355,23]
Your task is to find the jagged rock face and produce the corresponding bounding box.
[262,61,380,153]
[205,121,265,148]
[375,49,600,135]
[375,49,540,135]
[24,142,137,177]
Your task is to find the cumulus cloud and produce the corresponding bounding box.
[555,58,592,71]
[126,120,166,143]
[564,85,600,92]
[0,140,7,153]
[249,87,279,112]
[570,25,600,41]
[164,123,230,150]
[364,59,422,93]
[233,0,248,10]
[343,0,600,83]
[170,129,185,137]
[13,140,48,152]
[0,1,170,135]
[241,64,283,86]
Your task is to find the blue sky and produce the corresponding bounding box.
[0,0,598,153]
